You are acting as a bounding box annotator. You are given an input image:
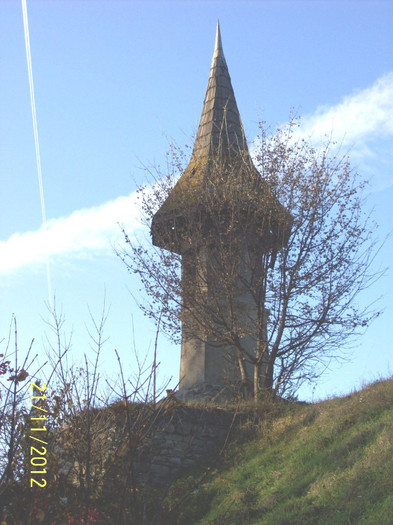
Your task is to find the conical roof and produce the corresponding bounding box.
[192,21,249,158]
[151,24,292,254]
[153,23,254,218]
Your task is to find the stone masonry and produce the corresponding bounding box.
[133,401,234,488]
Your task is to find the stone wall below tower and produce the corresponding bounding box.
[53,399,237,498]
[133,401,234,488]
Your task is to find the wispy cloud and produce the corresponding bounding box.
[249,72,393,190]
[0,192,142,274]
[297,72,393,146]
[295,72,393,191]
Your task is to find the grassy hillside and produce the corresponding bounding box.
[166,378,393,524]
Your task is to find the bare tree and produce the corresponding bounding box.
[0,317,40,495]
[117,118,383,400]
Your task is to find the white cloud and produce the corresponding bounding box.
[297,72,393,145]
[0,192,143,273]
[295,72,393,191]
[249,72,393,191]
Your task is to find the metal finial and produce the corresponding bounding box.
[212,20,224,64]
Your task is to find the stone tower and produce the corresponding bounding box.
[151,23,291,393]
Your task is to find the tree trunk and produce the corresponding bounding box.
[253,362,261,403]
[263,357,274,393]
[237,351,251,399]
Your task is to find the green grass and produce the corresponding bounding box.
[165,378,393,524]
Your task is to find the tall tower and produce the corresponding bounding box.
[151,23,291,392]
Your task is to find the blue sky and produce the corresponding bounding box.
[0,0,392,401]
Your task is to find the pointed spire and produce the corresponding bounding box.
[211,20,224,65]
[192,22,249,159]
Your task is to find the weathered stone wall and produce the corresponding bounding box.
[133,402,234,487]
[53,397,236,496]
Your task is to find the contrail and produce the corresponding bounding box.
[21,0,53,307]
